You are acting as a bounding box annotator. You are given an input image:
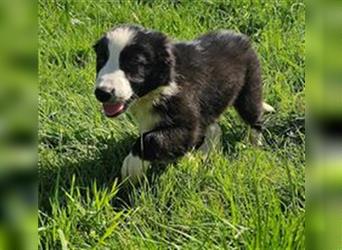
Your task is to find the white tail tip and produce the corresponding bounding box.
[262,102,275,113]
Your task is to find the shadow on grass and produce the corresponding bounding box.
[38,129,242,215]
[39,134,137,214]
[39,113,304,215]
[39,131,175,215]
[38,124,258,214]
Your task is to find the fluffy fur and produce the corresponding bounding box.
[93,24,272,181]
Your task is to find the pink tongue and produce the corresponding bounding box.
[103,103,125,117]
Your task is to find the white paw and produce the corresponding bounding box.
[121,153,150,182]
[250,129,263,146]
[198,123,222,154]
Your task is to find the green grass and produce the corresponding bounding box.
[38,0,305,249]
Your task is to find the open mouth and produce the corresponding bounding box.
[102,102,127,118]
[102,95,137,118]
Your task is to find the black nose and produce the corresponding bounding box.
[94,88,112,103]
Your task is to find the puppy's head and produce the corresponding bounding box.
[93,25,174,117]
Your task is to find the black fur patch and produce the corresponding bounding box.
[119,30,174,97]
[93,36,109,75]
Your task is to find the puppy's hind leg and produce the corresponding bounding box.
[234,51,264,146]
[246,102,274,146]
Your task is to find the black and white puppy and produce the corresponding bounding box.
[93,24,274,181]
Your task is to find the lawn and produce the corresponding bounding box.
[38,0,305,249]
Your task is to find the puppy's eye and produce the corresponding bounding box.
[131,60,143,67]
[132,55,148,66]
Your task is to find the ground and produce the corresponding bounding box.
[39,0,305,249]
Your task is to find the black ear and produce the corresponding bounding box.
[92,36,109,52]
[150,32,174,62]
[92,38,101,51]
[149,32,175,84]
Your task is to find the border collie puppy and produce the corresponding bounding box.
[93,24,274,182]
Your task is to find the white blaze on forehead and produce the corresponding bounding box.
[106,27,136,67]
[96,27,136,101]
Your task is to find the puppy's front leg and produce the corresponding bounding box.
[133,126,195,161]
[121,126,195,181]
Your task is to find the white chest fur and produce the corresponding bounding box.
[129,95,160,133]
[128,82,179,133]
